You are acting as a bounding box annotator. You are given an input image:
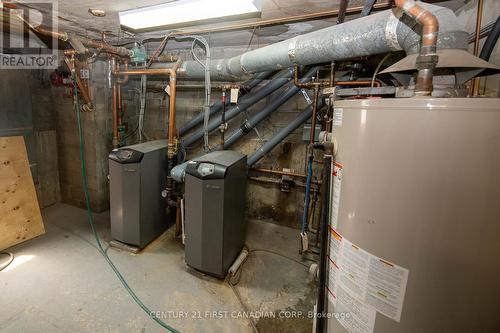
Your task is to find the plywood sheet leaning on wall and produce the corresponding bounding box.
[0,136,45,250]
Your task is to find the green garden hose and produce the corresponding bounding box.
[72,78,180,333]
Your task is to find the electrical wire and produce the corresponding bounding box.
[371,52,391,88]
[143,32,212,150]
[138,71,148,143]
[71,78,181,333]
[182,35,212,151]
[0,252,14,271]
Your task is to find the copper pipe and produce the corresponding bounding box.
[471,0,484,96]
[111,57,119,148]
[116,60,129,85]
[329,62,335,87]
[155,54,179,63]
[33,26,68,41]
[310,87,321,145]
[336,80,381,87]
[64,56,93,111]
[147,83,250,91]
[114,68,176,76]
[394,0,439,96]
[171,2,391,36]
[293,66,377,89]
[251,168,308,179]
[248,176,320,190]
[117,83,122,130]
[63,49,77,57]
[116,60,129,145]
[113,62,181,152]
[294,66,331,89]
[4,10,132,57]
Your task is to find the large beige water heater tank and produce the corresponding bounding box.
[326,98,500,333]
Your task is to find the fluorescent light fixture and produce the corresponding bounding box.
[119,0,262,31]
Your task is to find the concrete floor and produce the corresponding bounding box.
[0,203,316,333]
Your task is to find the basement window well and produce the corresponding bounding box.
[119,0,262,31]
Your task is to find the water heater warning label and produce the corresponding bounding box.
[330,162,343,229]
[333,108,343,126]
[328,228,410,332]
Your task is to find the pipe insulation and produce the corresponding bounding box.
[178,71,273,136]
[223,66,320,149]
[247,98,326,167]
[154,3,467,80]
[180,69,293,149]
[171,93,322,183]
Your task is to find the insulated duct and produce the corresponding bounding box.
[223,66,320,149]
[247,98,325,167]
[154,3,467,80]
[180,69,293,149]
[178,71,273,136]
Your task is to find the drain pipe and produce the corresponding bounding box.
[222,66,320,149]
[395,0,439,96]
[180,69,293,150]
[178,71,273,136]
[247,98,325,167]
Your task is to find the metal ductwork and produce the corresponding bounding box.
[154,3,467,80]
[180,69,293,149]
[178,71,273,136]
[247,98,325,167]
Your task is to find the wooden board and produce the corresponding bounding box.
[0,136,45,251]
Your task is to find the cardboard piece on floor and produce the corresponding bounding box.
[0,136,45,251]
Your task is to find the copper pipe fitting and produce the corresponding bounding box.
[113,61,181,152]
[395,0,439,96]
